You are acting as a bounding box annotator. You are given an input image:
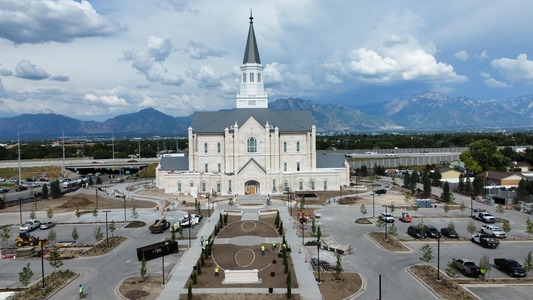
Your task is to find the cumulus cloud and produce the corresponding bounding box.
[123,36,184,86]
[0,69,13,76]
[181,41,226,60]
[480,50,488,59]
[186,65,223,89]
[50,75,69,82]
[263,62,285,84]
[491,54,533,82]
[454,50,471,62]
[83,93,128,106]
[0,78,6,98]
[15,60,49,80]
[0,0,126,44]
[481,71,511,88]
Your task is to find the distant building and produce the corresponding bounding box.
[155,14,349,196]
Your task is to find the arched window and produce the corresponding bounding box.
[258,72,261,82]
[323,179,328,191]
[250,72,254,82]
[311,180,315,190]
[284,181,289,191]
[177,181,182,192]
[216,182,221,193]
[299,180,303,190]
[243,73,246,82]
[247,137,257,153]
[202,181,206,192]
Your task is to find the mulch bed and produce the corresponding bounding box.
[368,232,410,251]
[80,236,127,257]
[317,272,362,300]
[355,218,372,224]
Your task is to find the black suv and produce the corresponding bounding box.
[440,227,459,238]
[426,225,441,238]
[408,225,427,239]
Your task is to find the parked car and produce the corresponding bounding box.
[453,259,481,277]
[480,225,506,238]
[426,225,441,238]
[19,220,41,232]
[440,227,459,238]
[40,221,55,230]
[15,185,28,192]
[0,187,9,193]
[30,182,41,188]
[399,212,412,223]
[407,225,427,239]
[379,212,394,223]
[374,189,387,195]
[471,233,499,248]
[494,258,527,277]
[473,212,496,223]
[0,178,5,182]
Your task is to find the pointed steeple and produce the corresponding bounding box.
[243,10,261,64]
[236,10,268,109]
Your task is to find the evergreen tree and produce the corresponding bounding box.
[94,227,103,242]
[464,176,472,194]
[441,182,452,203]
[432,169,442,187]
[524,251,533,278]
[109,220,116,237]
[0,193,5,209]
[419,244,434,264]
[422,173,432,198]
[403,172,411,189]
[335,253,343,279]
[517,178,529,202]
[19,263,34,287]
[409,170,419,192]
[140,255,147,280]
[457,174,465,192]
[286,270,292,298]
[50,180,61,199]
[49,248,63,270]
[473,175,484,196]
[71,227,79,244]
[41,183,49,200]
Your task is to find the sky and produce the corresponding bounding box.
[0,0,532,121]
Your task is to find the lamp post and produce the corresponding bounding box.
[384,205,388,242]
[372,190,376,218]
[123,195,127,222]
[41,243,45,288]
[339,185,342,202]
[188,214,192,247]
[103,210,111,246]
[18,197,23,225]
[301,216,305,245]
[436,235,441,282]
[95,185,99,211]
[470,193,474,217]
[316,239,321,283]
[162,247,166,286]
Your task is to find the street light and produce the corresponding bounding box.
[437,235,441,282]
[18,197,23,225]
[316,239,321,283]
[103,210,111,246]
[123,195,127,222]
[372,190,376,218]
[384,206,388,242]
[188,214,192,247]
[339,185,342,202]
[301,216,305,245]
[470,193,474,217]
[41,243,45,288]
[162,244,166,286]
[95,186,99,211]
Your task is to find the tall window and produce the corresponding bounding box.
[217,163,221,173]
[299,180,303,190]
[323,179,328,190]
[204,143,208,153]
[204,163,208,173]
[202,181,206,192]
[243,73,246,82]
[177,182,182,192]
[272,179,276,192]
[216,182,221,193]
[311,180,315,190]
[258,73,261,82]
[297,141,300,152]
[229,180,232,192]
[247,137,257,153]
[250,72,254,82]
[190,181,194,187]
[284,181,288,191]
[217,142,221,153]
[283,142,287,152]
[296,162,300,171]
[284,162,287,172]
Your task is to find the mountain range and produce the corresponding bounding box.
[1,92,532,139]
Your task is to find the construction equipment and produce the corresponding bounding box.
[149,218,170,234]
[15,232,48,247]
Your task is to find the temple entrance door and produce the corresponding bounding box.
[245,181,260,195]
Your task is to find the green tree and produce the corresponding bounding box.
[300,194,306,211]
[524,251,533,278]
[71,227,79,244]
[94,227,103,242]
[47,208,54,220]
[495,203,505,219]
[0,193,6,209]
[517,178,529,202]
[47,229,57,245]
[459,202,466,216]
[29,210,36,219]
[109,220,116,237]
[335,253,343,279]
[479,254,491,278]
[403,172,411,189]
[409,171,419,192]
[1,226,12,248]
[422,173,432,198]
[464,176,472,195]
[187,282,192,300]
[502,220,511,233]
[41,184,49,200]
[441,181,452,203]
[140,255,147,281]
[527,218,533,233]
[460,139,511,172]
[418,219,426,235]
[311,217,316,235]
[388,223,398,243]
[131,206,139,220]
[92,208,98,217]
[404,192,412,204]
[48,248,63,270]
[446,259,459,278]
[388,202,396,214]
[360,204,367,218]
[419,244,434,264]
[286,270,292,298]
[375,217,386,231]
[457,174,465,192]
[467,220,477,235]
[432,169,442,187]
[472,176,484,196]
[447,221,456,232]
[443,203,450,216]
[50,180,61,199]
[316,225,322,240]
[19,263,34,287]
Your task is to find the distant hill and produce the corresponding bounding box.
[1,92,532,139]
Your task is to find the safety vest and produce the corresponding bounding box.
[261,245,265,251]
[79,286,83,293]
[215,266,219,272]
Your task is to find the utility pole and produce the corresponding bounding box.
[111,131,115,160]
[17,133,21,185]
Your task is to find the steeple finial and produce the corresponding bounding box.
[250,9,253,22]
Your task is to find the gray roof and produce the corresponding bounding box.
[159,156,189,171]
[316,153,346,168]
[243,15,261,64]
[191,108,313,133]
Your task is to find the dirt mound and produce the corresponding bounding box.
[57,195,93,209]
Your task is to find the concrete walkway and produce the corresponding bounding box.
[157,198,323,300]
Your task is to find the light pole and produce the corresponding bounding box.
[384,205,388,242]
[41,243,45,288]
[301,216,305,245]
[103,210,111,246]
[339,185,342,202]
[372,190,375,218]
[317,239,321,283]
[123,195,127,222]
[470,193,474,217]
[18,197,23,224]
[162,247,166,286]
[437,235,441,282]
[188,214,192,247]
[95,186,99,211]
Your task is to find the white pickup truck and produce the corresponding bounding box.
[19,220,41,232]
[480,225,506,238]
[473,212,496,223]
